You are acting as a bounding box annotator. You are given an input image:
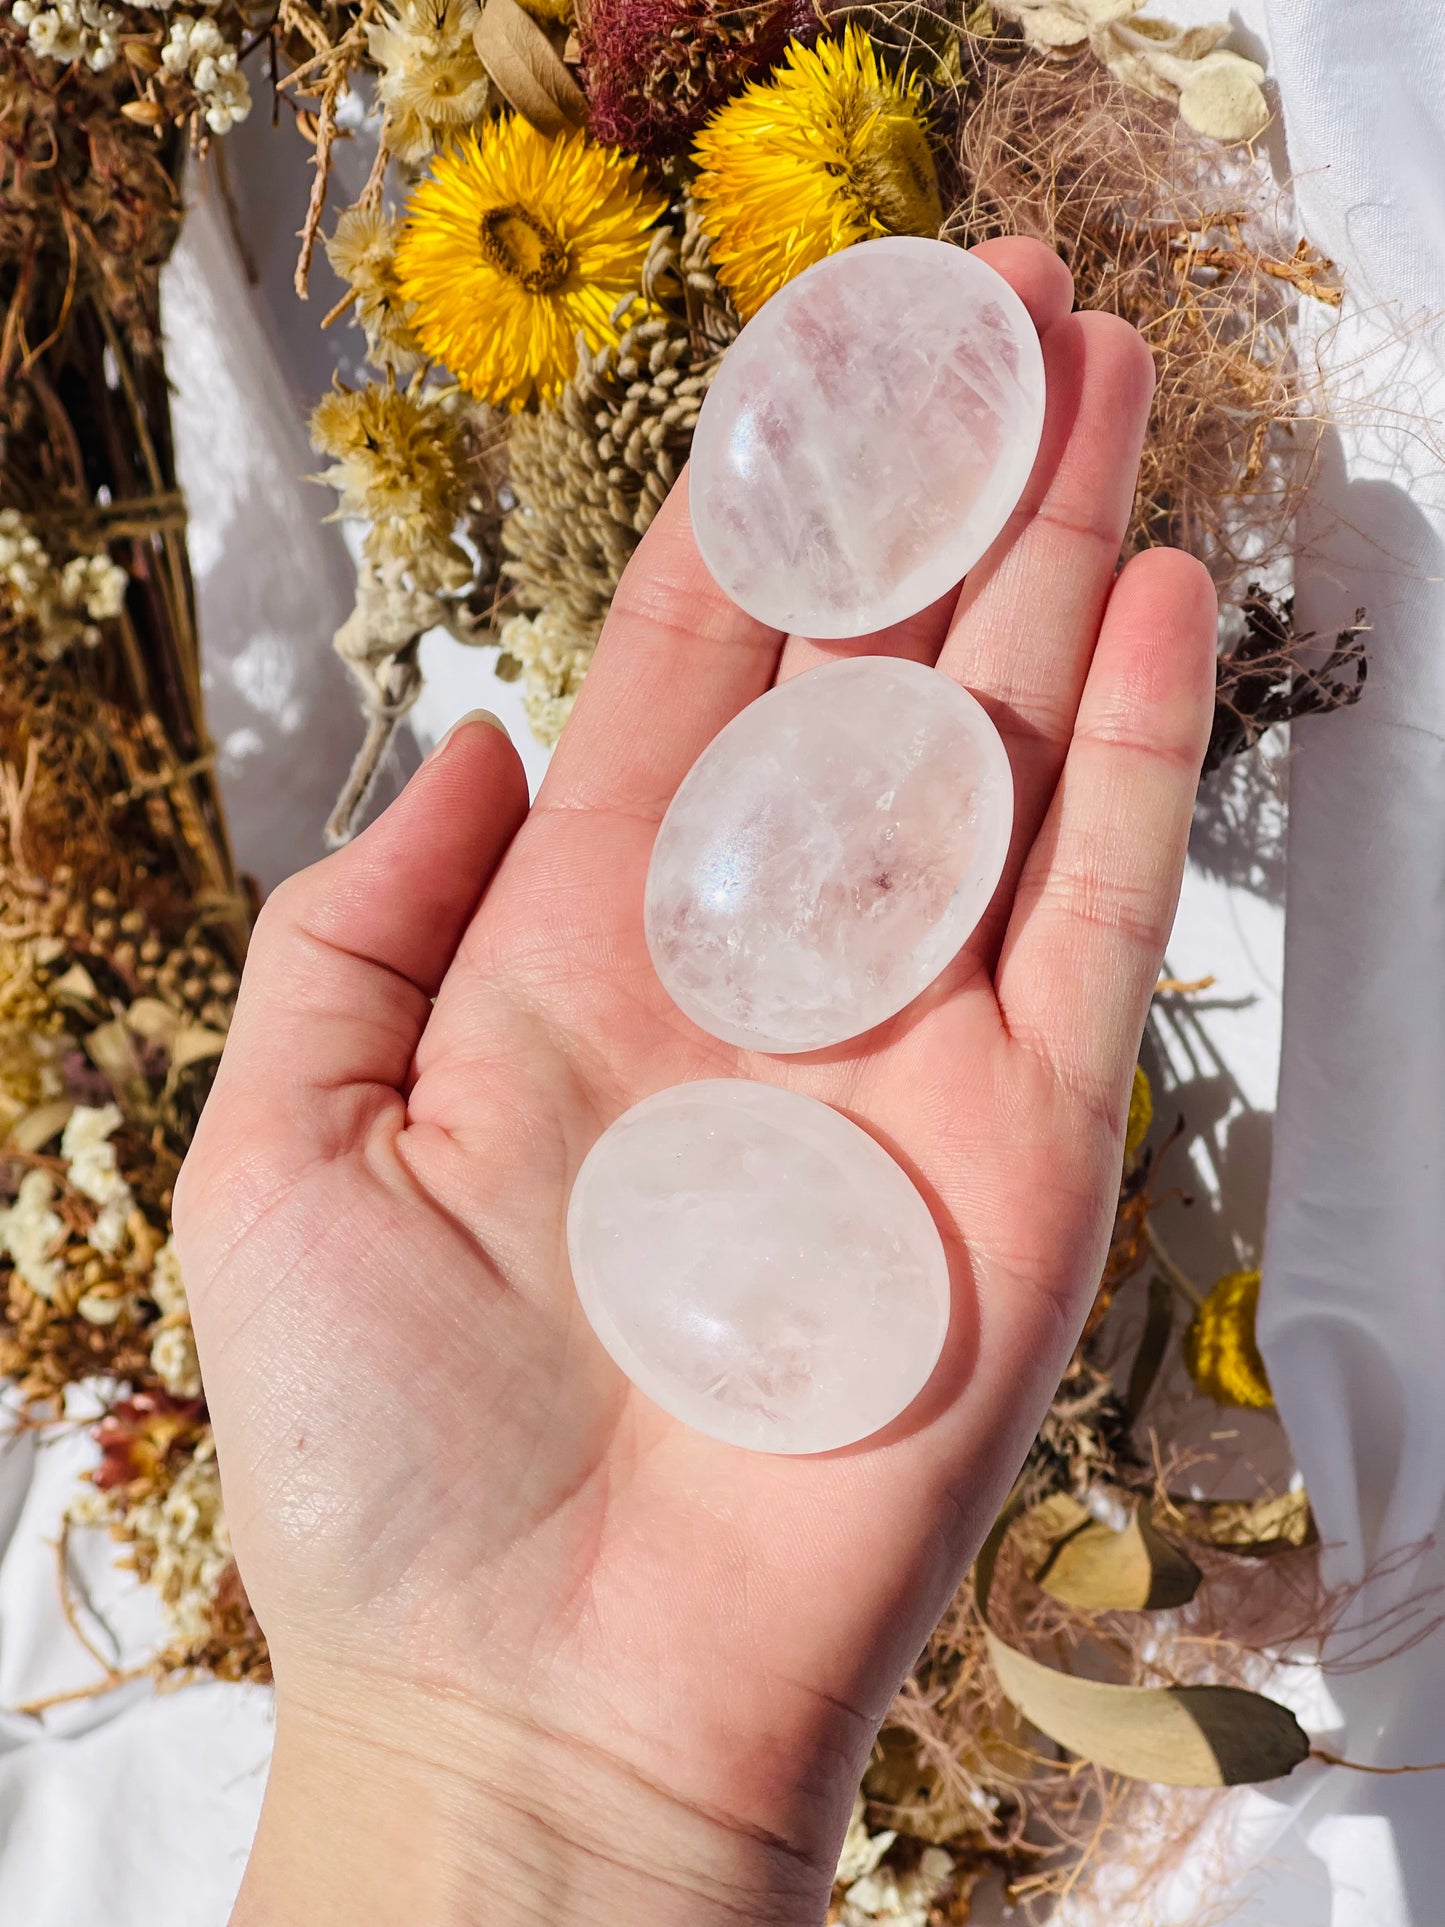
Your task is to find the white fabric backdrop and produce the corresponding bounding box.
[2,10,1442,1917]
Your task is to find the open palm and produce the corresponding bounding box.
[175,240,1216,1924]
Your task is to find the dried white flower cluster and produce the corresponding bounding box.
[0,1110,197,1353]
[833,1794,956,1927]
[10,0,123,71]
[994,0,1270,143]
[146,1234,201,1394]
[0,509,127,660]
[61,1101,133,1256]
[0,1170,67,1302]
[71,1435,231,1648]
[160,13,252,132]
[496,607,598,747]
[0,1103,138,1302]
[367,0,490,164]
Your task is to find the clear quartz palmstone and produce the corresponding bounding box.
[688,235,1047,637]
[644,656,1014,1053]
[566,1079,951,1454]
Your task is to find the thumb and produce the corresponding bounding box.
[187,712,528,1179]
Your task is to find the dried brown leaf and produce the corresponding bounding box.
[1035,1498,1202,1612]
[85,1018,144,1092]
[7,1100,75,1152]
[976,1501,1311,1786]
[474,0,587,135]
[168,1025,226,1073]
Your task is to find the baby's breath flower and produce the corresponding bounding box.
[0,508,128,659]
[61,1102,134,1256]
[161,13,252,132]
[151,1322,203,1398]
[149,1236,189,1317]
[11,0,122,71]
[97,1447,230,1647]
[0,1169,66,1303]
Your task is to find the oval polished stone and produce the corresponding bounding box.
[645,656,1014,1053]
[689,236,1046,637]
[567,1079,950,1454]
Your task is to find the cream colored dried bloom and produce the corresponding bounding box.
[496,607,598,746]
[311,381,471,574]
[835,1793,896,1886]
[107,1445,230,1647]
[840,1844,954,1926]
[59,552,127,621]
[161,13,252,131]
[995,0,1269,143]
[61,1102,134,1256]
[368,0,490,164]
[11,0,122,70]
[77,1285,138,1325]
[151,1322,203,1398]
[324,207,424,375]
[149,1235,188,1317]
[0,508,128,658]
[0,1169,66,1302]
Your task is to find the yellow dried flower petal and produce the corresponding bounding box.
[692,27,942,321]
[395,117,666,410]
[1125,1063,1153,1156]
[1184,1269,1273,1410]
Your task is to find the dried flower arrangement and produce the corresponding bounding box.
[0,0,1389,1911]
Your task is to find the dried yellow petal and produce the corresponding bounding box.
[1125,1063,1153,1156]
[1185,1268,1273,1409]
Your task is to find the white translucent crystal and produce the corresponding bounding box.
[645,656,1013,1053]
[689,236,1047,638]
[566,1080,950,1454]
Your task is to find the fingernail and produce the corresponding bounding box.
[425,708,510,761]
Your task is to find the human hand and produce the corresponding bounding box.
[174,238,1216,1927]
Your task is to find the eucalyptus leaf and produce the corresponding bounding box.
[1037,1497,1202,1611]
[976,1500,1310,1786]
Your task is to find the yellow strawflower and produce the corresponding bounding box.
[394,116,667,411]
[692,26,942,320]
[1184,1269,1274,1410]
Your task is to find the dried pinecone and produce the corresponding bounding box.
[502,301,721,633]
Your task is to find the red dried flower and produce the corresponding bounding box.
[579,0,822,159]
[93,1389,203,1489]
